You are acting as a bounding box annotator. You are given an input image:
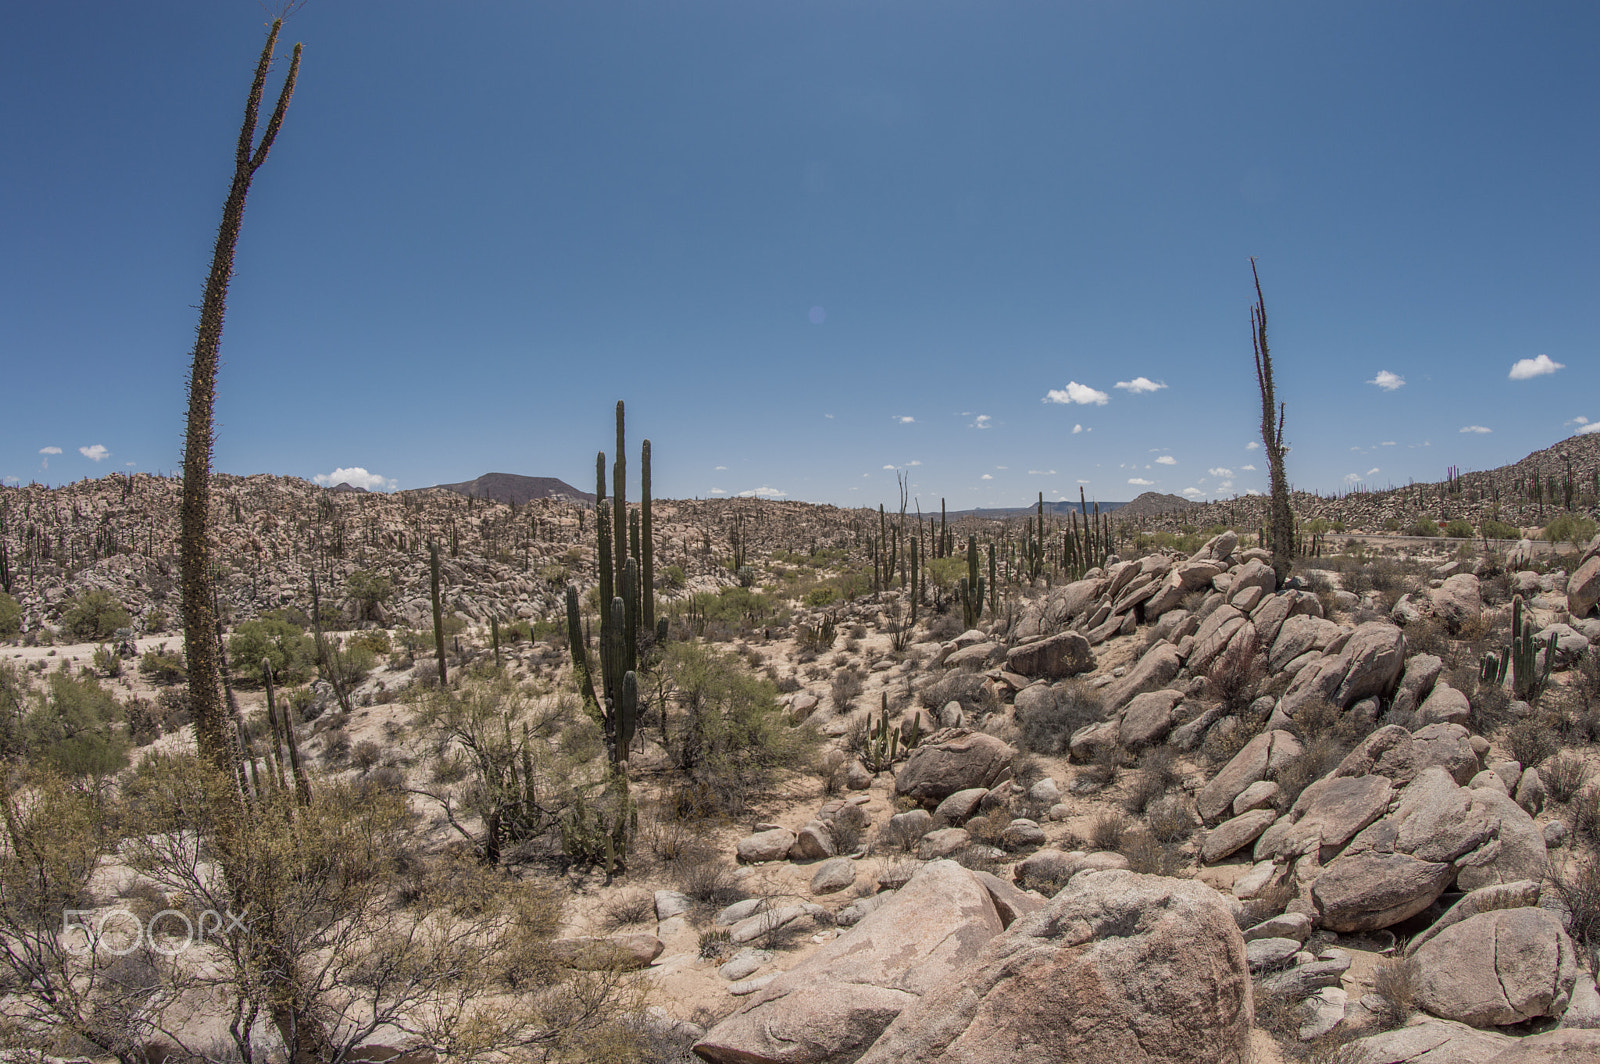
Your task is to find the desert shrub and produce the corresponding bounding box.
[601,890,657,931]
[228,615,315,687]
[829,668,864,712]
[1125,745,1181,815]
[1368,955,1421,1029]
[1206,636,1265,714]
[1550,844,1600,971]
[1119,833,1184,877]
[1405,518,1441,538]
[697,928,735,961]
[1468,681,1514,733]
[876,815,931,854]
[964,812,1008,847]
[918,670,988,716]
[1544,514,1599,550]
[0,592,21,639]
[952,843,1004,875]
[1443,519,1474,540]
[1402,617,1449,659]
[1017,681,1103,756]
[21,669,128,778]
[1089,809,1131,851]
[123,697,160,746]
[1235,879,1297,930]
[1073,741,1123,792]
[351,740,382,773]
[59,590,131,643]
[1577,650,1600,709]
[1145,795,1197,843]
[1507,717,1559,769]
[1573,787,1600,846]
[1544,752,1593,804]
[1271,735,1350,809]
[347,629,391,656]
[153,686,192,730]
[138,648,187,686]
[1202,715,1256,769]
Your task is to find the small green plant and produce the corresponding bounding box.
[861,699,904,773]
[59,590,132,643]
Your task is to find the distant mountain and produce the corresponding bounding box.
[431,472,595,506]
[329,482,369,494]
[1114,492,1200,519]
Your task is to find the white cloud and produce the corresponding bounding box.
[2,476,18,486]
[970,414,992,429]
[1367,467,1381,477]
[1578,422,1600,436]
[38,446,62,455]
[906,460,922,466]
[1570,416,1589,425]
[1217,480,1233,491]
[1114,377,1167,395]
[894,415,916,423]
[1380,441,1396,447]
[708,488,727,496]
[313,466,396,491]
[1128,477,1155,486]
[824,413,834,419]
[714,465,727,471]
[1043,382,1109,406]
[1508,354,1564,380]
[1367,370,1405,391]
[1343,473,1362,485]
[1155,455,1177,466]
[79,444,110,462]
[737,486,785,499]
[1245,441,1259,451]
[981,474,993,480]
[1077,479,1091,484]
[1027,470,1057,476]
[1460,425,1492,434]
[1208,467,1234,478]
[1072,424,1084,434]
[1182,487,1204,498]
[1241,464,1257,471]
[1245,489,1262,496]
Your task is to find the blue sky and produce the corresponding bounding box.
[3,2,1595,510]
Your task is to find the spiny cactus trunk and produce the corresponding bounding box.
[429,542,447,684]
[182,21,300,780]
[641,439,655,631]
[1251,258,1295,583]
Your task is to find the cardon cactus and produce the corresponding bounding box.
[960,534,986,629]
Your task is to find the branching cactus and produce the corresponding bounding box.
[960,533,986,629]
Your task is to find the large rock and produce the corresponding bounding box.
[1566,555,1600,618]
[1455,787,1549,891]
[895,730,1016,804]
[1347,767,1494,865]
[1334,621,1408,706]
[1482,1030,1600,1062]
[1229,558,1277,603]
[1416,683,1471,726]
[1200,808,1280,864]
[1186,605,1247,674]
[1269,774,1393,859]
[1390,654,1444,717]
[1196,729,1303,824]
[1333,723,1480,786]
[1268,615,1341,674]
[853,871,1251,1064]
[737,828,798,863]
[1313,852,1454,932]
[1118,689,1184,747]
[1100,642,1182,712]
[551,933,664,970]
[1005,630,1096,679]
[693,861,1005,1064]
[1406,880,1542,958]
[1333,1019,1515,1063]
[1414,908,1578,1027]
[1430,574,1483,633]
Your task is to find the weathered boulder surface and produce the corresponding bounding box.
[551,933,664,970]
[1005,630,1095,679]
[1269,774,1392,859]
[1119,689,1184,747]
[1201,808,1280,864]
[1430,573,1483,632]
[693,860,1004,1064]
[1313,852,1454,932]
[737,828,798,863]
[1414,908,1578,1027]
[1333,1018,1514,1063]
[853,870,1251,1064]
[895,730,1016,804]
[1481,1030,1600,1062]
[1455,787,1549,891]
[1100,643,1182,712]
[1406,880,1542,958]
[1333,723,1480,786]
[1197,729,1303,824]
[1568,554,1600,619]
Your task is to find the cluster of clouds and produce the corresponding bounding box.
[313,467,396,491]
[36,444,111,470]
[1042,376,1167,409]
[1570,416,1600,437]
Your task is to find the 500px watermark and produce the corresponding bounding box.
[63,907,250,956]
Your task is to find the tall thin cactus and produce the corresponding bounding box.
[960,533,986,629]
[642,438,655,631]
[1251,258,1295,582]
[429,542,447,684]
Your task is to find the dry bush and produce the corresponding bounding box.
[1016,681,1104,756]
[601,890,657,931]
[1369,956,1421,1030]
[830,668,864,712]
[672,851,746,915]
[1543,752,1593,804]
[1089,809,1131,851]
[964,812,1008,847]
[1202,715,1257,770]
[1507,717,1559,769]
[1145,794,1197,844]
[1073,742,1122,792]
[1119,833,1185,877]
[876,816,930,854]
[1125,746,1182,815]
[1234,879,1296,930]
[1549,843,1600,972]
[1469,682,1514,733]
[1573,787,1600,848]
[1403,616,1449,658]
[1205,636,1265,714]
[1272,735,1350,809]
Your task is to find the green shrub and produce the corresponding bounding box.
[347,629,391,656]
[1405,518,1441,538]
[60,590,132,642]
[1545,515,1599,550]
[138,649,187,686]
[24,669,128,777]
[0,592,21,638]
[1444,520,1474,539]
[228,616,315,687]
[1481,520,1520,541]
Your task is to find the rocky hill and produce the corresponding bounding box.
[431,471,594,506]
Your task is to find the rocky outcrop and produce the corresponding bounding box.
[894,730,1016,804]
[694,861,1005,1064]
[1197,730,1303,824]
[1004,631,1095,679]
[1414,908,1578,1027]
[1312,852,1454,932]
[854,870,1251,1064]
